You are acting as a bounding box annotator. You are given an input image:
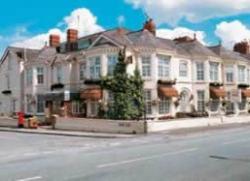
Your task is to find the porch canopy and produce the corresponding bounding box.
[241,89,250,97]
[210,87,226,98]
[80,87,102,100]
[158,86,178,97]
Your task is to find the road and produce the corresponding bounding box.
[1,126,250,181]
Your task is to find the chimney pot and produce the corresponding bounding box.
[233,41,250,54]
[67,29,78,43]
[49,35,60,47]
[173,36,194,43]
[143,18,156,36]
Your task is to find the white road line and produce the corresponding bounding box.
[16,176,42,181]
[97,148,198,168]
[223,138,250,145]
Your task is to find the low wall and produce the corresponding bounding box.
[0,117,17,128]
[55,117,146,134]
[148,115,250,132]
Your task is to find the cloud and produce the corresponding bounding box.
[10,8,104,50]
[125,0,250,25]
[157,27,206,44]
[117,15,126,27]
[215,20,250,49]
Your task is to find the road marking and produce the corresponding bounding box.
[97,148,198,168]
[223,138,250,145]
[16,176,42,181]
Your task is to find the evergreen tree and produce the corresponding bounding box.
[101,48,145,120]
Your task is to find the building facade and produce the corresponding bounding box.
[1,19,250,120]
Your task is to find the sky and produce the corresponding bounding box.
[1,0,250,55]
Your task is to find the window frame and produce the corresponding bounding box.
[196,62,205,81]
[89,56,101,80]
[179,60,188,77]
[141,56,151,78]
[36,67,44,85]
[209,62,219,82]
[158,55,170,78]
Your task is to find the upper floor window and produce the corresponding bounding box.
[158,55,170,78]
[5,75,10,89]
[179,60,188,77]
[26,69,33,86]
[196,62,204,81]
[209,62,219,82]
[108,55,118,76]
[225,65,234,83]
[89,56,101,79]
[79,63,86,81]
[141,56,151,77]
[37,67,44,84]
[247,69,250,83]
[56,65,63,83]
[238,65,245,83]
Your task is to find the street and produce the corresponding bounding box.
[1,126,250,181]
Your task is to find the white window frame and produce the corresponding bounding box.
[89,56,101,79]
[238,65,246,83]
[209,62,219,82]
[158,55,170,78]
[37,67,44,85]
[225,65,234,83]
[90,101,99,116]
[179,60,188,77]
[141,56,151,78]
[79,63,86,81]
[37,96,45,114]
[197,90,205,112]
[159,97,171,114]
[196,62,204,81]
[107,55,118,76]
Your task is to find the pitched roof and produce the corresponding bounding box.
[176,40,219,58]
[208,45,249,62]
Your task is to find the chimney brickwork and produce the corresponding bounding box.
[49,35,60,47]
[233,41,250,54]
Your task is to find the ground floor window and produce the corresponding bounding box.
[90,101,99,116]
[197,90,205,112]
[37,96,45,113]
[159,97,171,114]
[210,99,220,112]
[144,90,152,115]
[72,101,85,114]
[239,98,247,110]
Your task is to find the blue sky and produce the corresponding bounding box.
[1,0,250,55]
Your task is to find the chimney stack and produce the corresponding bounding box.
[49,34,60,47]
[143,18,156,36]
[173,36,194,43]
[233,41,250,54]
[67,29,78,43]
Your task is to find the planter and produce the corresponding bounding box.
[158,79,176,85]
[2,90,12,95]
[51,83,64,91]
[238,84,249,88]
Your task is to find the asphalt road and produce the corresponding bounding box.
[1,126,250,181]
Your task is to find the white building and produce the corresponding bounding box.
[1,19,250,121]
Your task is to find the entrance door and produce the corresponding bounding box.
[179,90,190,112]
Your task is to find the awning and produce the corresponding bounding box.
[80,88,102,100]
[210,88,226,98]
[158,86,178,97]
[242,89,250,97]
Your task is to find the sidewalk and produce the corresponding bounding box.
[0,127,134,139]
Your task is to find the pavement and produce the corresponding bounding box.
[1,125,250,180]
[0,127,134,139]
